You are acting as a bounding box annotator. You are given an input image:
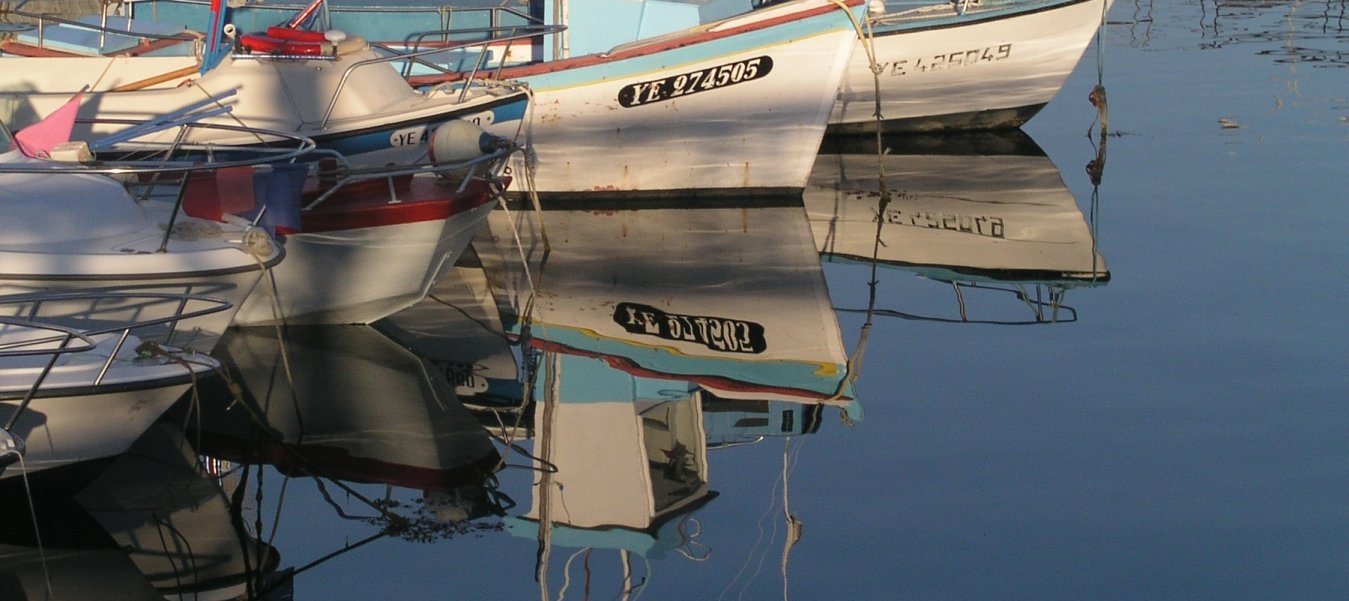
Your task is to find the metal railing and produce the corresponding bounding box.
[0,290,232,429]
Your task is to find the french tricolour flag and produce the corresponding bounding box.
[183,164,308,235]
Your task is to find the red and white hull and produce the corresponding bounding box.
[231,178,500,326]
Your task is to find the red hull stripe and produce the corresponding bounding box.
[297,176,504,233]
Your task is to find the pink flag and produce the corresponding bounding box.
[13,92,83,158]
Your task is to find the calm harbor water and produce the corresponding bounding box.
[4,1,1348,599]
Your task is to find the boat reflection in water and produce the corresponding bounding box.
[807,130,1110,324]
[190,324,510,518]
[474,199,860,407]
[380,199,860,595]
[0,422,288,600]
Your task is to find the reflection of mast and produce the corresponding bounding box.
[533,352,559,601]
[515,352,716,599]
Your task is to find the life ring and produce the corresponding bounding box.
[238,27,330,56]
[237,27,364,57]
[238,34,327,56]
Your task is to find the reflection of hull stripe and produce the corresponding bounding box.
[821,253,1112,285]
[0,247,284,280]
[0,372,203,401]
[826,103,1046,135]
[194,431,502,492]
[524,335,850,402]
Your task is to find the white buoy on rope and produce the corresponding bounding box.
[428,119,510,164]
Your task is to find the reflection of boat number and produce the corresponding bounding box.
[614,302,766,354]
[880,208,1005,238]
[442,362,488,394]
[618,56,774,107]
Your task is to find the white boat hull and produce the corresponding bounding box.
[0,161,281,352]
[831,0,1110,133]
[0,329,217,481]
[232,200,495,326]
[1,382,192,478]
[476,1,861,197]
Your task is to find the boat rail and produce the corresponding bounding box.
[317,28,545,127]
[836,280,1084,325]
[0,1,202,51]
[871,0,1045,26]
[0,291,231,432]
[2,114,316,251]
[0,117,317,176]
[301,142,514,211]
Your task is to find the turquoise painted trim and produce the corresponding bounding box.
[516,9,853,91]
[518,322,849,399]
[535,354,698,404]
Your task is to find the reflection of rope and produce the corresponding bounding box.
[675,516,712,561]
[14,454,53,599]
[1086,0,1109,282]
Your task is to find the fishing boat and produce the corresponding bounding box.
[6,0,866,198]
[0,291,224,484]
[831,0,1113,133]
[806,130,1109,323]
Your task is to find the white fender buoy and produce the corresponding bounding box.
[428,119,509,164]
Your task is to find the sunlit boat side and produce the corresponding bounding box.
[831,0,1113,133]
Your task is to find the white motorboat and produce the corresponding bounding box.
[0,19,531,170]
[831,0,1113,133]
[0,291,224,482]
[0,121,299,352]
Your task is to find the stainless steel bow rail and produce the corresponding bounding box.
[0,290,232,473]
[0,114,318,252]
[316,28,549,127]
